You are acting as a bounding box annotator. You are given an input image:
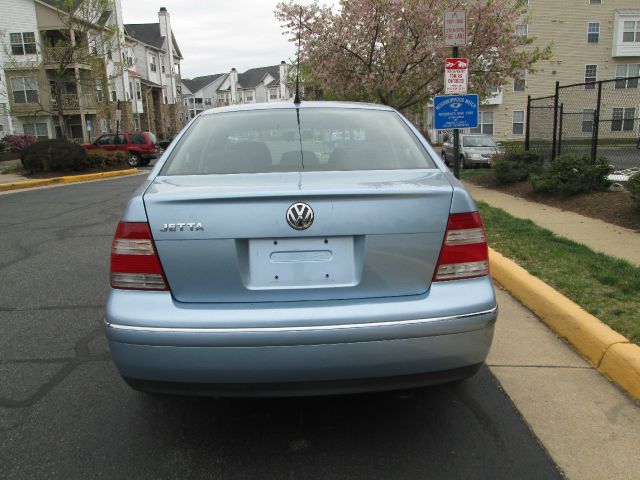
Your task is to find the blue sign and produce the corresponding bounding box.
[433,94,479,130]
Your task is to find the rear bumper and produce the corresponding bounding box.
[105,277,497,394]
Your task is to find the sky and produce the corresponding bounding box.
[121,0,317,80]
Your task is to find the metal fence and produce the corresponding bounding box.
[526,76,640,173]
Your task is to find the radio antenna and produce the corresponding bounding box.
[293,8,302,104]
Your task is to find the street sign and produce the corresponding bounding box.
[115,110,122,122]
[444,11,467,47]
[445,57,468,94]
[433,94,479,130]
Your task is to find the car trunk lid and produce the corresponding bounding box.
[143,170,453,303]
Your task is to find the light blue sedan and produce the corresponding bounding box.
[105,102,497,396]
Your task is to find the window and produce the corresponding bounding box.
[10,32,37,55]
[245,92,254,102]
[161,60,165,74]
[136,82,141,100]
[269,89,278,100]
[204,98,212,106]
[470,111,494,135]
[130,133,148,145]
[589,0,601,4]
[615,64,640,88]
[611,108,635,132]
[623,20,640,43]
[149,55,157,72]
[512,110,525,135]
[0,103,8,114]
[128,81,133,101]
[513,70,526,92]
[10,77,38,103]
[162,109,435,175]
[107,49,112,60]
[587,22,600,43]
[0,125,3,135]
[582,109,595,133]
[516,24,528,37]
[99,118,108,133]
[111,91,117,102]
[584,64,597,89]
[23,122,48,141]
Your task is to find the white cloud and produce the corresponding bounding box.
[121,0,317,79]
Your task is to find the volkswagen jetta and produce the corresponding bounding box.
[105,102,497,396]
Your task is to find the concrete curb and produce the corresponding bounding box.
[489,248,640,401]
[0,169,139,192]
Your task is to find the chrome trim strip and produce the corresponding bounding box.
[104,306,497,334]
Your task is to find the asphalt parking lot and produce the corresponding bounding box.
[0,175,562,479]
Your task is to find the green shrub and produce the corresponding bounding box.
[494,151,542,184]
[627,172,640,209]
[86,150,128,169]
[530,154,612,196]
[21,140,88,173]
[0,138,6,153]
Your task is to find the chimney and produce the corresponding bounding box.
[279,61,288,100]
[229,68,238,104]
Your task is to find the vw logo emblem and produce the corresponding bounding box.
[286,203,314,230]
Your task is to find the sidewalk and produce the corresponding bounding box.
[488,288,640,480]
[464,182,640,266]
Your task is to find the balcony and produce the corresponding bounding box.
[43,46,92,69]
[51,93,97,111]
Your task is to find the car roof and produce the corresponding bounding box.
[199,101,396,116]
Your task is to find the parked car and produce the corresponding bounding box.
[82,132,160,167]
[105,102,497,397]
[441,134,499,168]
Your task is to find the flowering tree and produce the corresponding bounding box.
[276,0,550,110]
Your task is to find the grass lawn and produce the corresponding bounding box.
[458,168,494,180]
[479,201,640,344]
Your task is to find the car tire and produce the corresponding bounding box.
[127,152,142,168]
[459,155,466,170]
[141,159,151,167]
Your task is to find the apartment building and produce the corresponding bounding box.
[123,7,184,136]
[181,62,292,120]
[0,1,184,143]
[427,0,640,142]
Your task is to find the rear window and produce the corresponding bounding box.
[161,108,435,175]
[130,133,147,145]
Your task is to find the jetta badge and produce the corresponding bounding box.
[286,203,314,230]
[160,222,204,232]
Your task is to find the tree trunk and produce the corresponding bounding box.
[55,79,67,142]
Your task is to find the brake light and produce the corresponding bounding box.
[433,212,489,281]
[110,222,168,290]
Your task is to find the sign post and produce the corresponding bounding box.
[444,11,467,179]
[115,100,122,145]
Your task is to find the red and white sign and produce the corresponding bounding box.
[445,58,468,95]
[444,11,467,47]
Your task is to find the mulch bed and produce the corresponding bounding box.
[466,173,640,232]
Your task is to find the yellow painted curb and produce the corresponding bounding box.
[489,248,639,401]
[599,343,640,401]
[0,168,139,192]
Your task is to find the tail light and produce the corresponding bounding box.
[433,212,489,281]
[110,222,168,290]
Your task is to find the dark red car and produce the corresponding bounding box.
[82,132,161,167]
